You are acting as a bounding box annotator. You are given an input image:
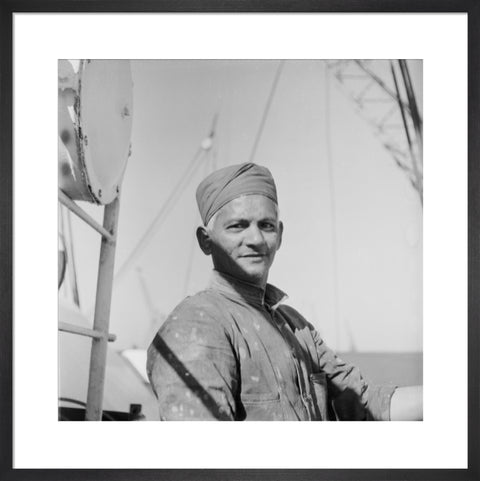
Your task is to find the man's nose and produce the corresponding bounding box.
[244,225,264,245]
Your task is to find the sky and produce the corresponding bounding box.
[59,59,423,353]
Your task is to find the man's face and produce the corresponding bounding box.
[203,194,283,287]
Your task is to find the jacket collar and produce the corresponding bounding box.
[210,269,288,310]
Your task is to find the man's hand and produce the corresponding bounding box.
[390,385,423,420]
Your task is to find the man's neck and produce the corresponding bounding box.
[209,269,287,309]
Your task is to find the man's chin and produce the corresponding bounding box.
[236,267,267,286]
[215,260,269,286]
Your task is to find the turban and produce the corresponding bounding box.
[196,162,278,225]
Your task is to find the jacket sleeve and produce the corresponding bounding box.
[146,299,238,421]
[311,329,397,421]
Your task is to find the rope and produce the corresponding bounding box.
[114,111,222,286]
[114,147,206,284]
[324,65,342,350]
[182,154,216,296]
[249,60,285,163]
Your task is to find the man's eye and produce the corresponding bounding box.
[227,223,243,230]
[261,223,275,231]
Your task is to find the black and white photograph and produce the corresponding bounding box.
[7,10,474,476]
[58,59,423,422]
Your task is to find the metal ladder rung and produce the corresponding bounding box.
[58,190,116,242]
[59,193,121,420]
[59,321,116,342]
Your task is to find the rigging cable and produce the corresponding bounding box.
[114,146,206,284]
[353,60,411,114]
[136,267,162,333]
[397,59,423,202]
[183,112,220,295]
[324,64,343,350]
[398,59,423,148]
[390,61,423,204]
[249,60,285,163]
[114,114,220,285]
[182,154,213,296]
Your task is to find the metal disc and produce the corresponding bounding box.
[78,60,133,204]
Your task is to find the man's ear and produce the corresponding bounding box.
[277,221,284,251]
[196,226,212,255]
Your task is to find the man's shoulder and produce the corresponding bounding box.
[163,289,228,325]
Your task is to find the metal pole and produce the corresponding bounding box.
[85,197,120,420]
[354,60,411,114]
[390,61,423,204]
[398,59,423,152]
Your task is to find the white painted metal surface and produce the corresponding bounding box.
[58,60,133,204]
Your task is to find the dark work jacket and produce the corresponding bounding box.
[147,270,396,421]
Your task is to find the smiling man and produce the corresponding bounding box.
[198,193,281,288]
[147,162,422,421]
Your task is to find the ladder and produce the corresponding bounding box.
[58,188,120,421]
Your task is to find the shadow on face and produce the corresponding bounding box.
[196,195,283,287]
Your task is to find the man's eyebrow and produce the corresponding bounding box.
[222,217,247,224]
[260,216,278,223]
[221,215,278,225]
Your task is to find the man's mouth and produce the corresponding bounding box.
[241,253,265,258]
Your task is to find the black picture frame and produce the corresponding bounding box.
[1,1,479,480]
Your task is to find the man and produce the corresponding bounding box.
[147,162,422,421]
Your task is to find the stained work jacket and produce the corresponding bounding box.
[147,270,396,421]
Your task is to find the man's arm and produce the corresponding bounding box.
[390,386,423,420]
[309,326,424,420]
[146,299,238,420]
[305,327,394,420]
[279,305,398,421]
